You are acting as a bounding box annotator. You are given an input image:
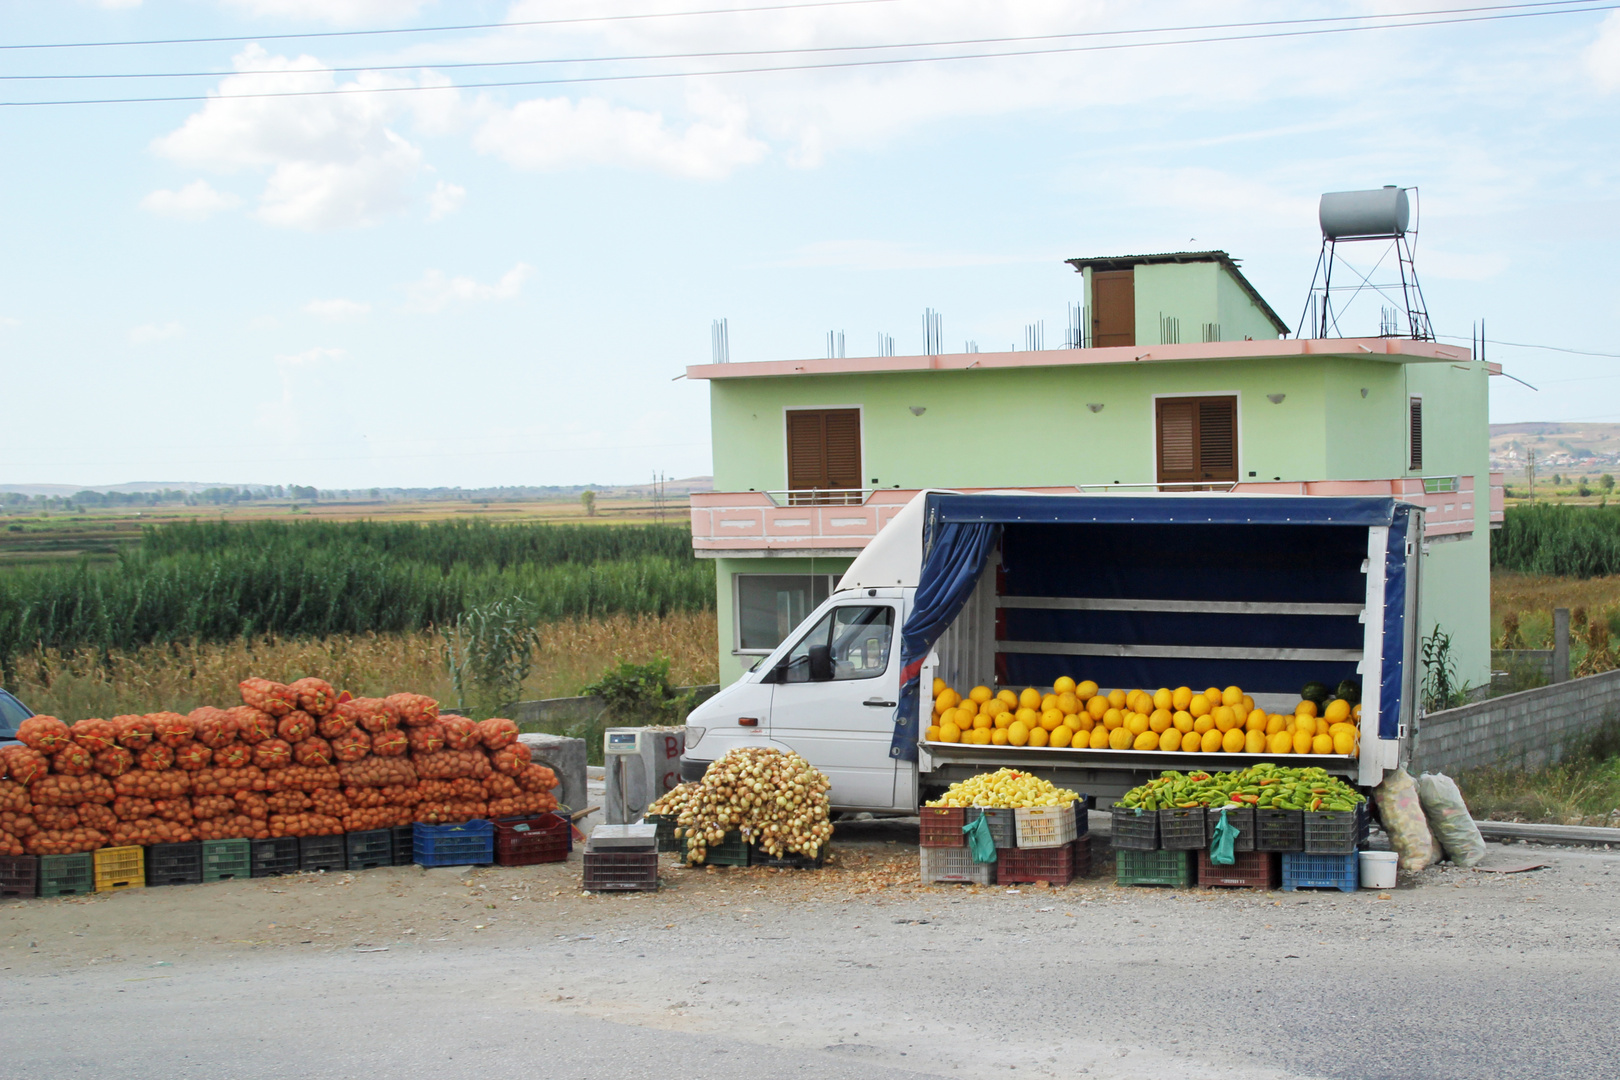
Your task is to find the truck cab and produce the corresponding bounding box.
[0,687,33,747]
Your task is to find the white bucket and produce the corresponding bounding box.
[1359,850,1398,889]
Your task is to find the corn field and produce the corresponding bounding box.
[0,520,712,677]
[1492,503,1620,578]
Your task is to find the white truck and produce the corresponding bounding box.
[681,490,1421,811]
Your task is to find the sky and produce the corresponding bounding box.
[0,0,1617,490]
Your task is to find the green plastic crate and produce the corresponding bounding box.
[701,830,750,867]
[1115,848,1194,888]
[39,853,95,897]
[202,839,252,882]
[644,814,681,854]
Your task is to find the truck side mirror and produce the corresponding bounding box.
[808,644,833,682]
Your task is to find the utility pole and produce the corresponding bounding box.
[1526,449,1536,502]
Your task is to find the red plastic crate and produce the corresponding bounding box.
[996,838,1089,885]
[493,813,570,866]
[919,806,966,848]
[0,855,37,899]
[1197,849,1281,889]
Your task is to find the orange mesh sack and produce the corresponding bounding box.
[344,786,387,808]
[52,745,94,777]
[477,718,520,751]
[230,707,277,745]
[190,708,239,749]
[290,677,338,717]
[151,713,194,748]
[28,828,106,855]
[406,724,446,756]
[441,716,479,751]
[234,791,270,821]
[112,796,156,822]
[94,746,135,778]
[18,716,72,753]
[269,813,342,838]
[213,742,253,770]
[138,744,175,771]
[192,794,235,821]
[492,743,532,777]
[331,728,370,763]
[343,806,411,831]
[3,746,50,785]
[483,774,521,800]
[196,814,263,841]
[152,797,194,825]
[317,708,353,740]
[310,789,348,818]
[191,765,270,795]
[414,800,487,824]
[34,805,79,830]
[516,763,558,794]
[112,714,156,750]
[345,698,399,734]
[0,830,22,857]
[381,783,423,807]
[0,780,29,813]
[175,744,213,771]
[386,693,438,727]
[70,718,117,754]
[114,769,191,799]
[252,739,293,770]
[294,737,334,767]
[77,802,117,832]
[32,774,116,806]
[239,678,295,717]
[338,757,417,788]
[1,811,39,838]
[277,712,315,744]
[415,749,490,780]
[370,729,408,758]
[267,765,341,792]
[489,792,556,817]
[266,789,313,814]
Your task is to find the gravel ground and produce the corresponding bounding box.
[2,820,1617,1080]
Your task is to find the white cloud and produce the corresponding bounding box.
[151,46,451,231]
[304,298,372,321]
[1588,11,1620,90]
[406,263,534,313]
[426,180,465,221]
[220,0,429,24]
[129,322,184,343]
[95,0,142,8]
[278,345,345,367]
[0,316,19,328]
[474,94,767,179]
[141,179,242,221]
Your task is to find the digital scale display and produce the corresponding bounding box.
[604,729,643,755]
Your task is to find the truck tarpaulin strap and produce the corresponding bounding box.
[889,520,1001,761]
[1380,504,1412,740]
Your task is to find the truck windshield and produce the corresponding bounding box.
[781,605,894,682]
[0,690,31,739]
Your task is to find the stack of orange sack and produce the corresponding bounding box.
[0,677,558,856]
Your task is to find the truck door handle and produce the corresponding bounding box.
[864,698,896,708]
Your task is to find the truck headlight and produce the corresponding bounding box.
[685,725,706,750]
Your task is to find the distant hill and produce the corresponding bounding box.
[1490,423,1620,478]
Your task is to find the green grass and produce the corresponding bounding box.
[0,520,712,676]
[1492,503,1620,578]
[1455,723,1620,825]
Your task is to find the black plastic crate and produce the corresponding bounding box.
[345,829,393,871]
[146,842,203,886]
[0,855,38,899]
[1204,805,1256,853]
[299,834,347,872]
[1254,809,1304,853]
[251,837,300,878]
[1303,807,1362,854]
[1110,806,1159,850]
[201,839,251,882]
[645,813,681,854]
[390,825,414,866]
[1158,807,1207,851]
[966,807,1017,849]
[582,850,658,891]
[40,853,95,897]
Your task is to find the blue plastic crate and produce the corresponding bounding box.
[1281,851,1358,893]
[412,820,494,867]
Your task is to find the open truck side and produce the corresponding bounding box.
[682,490,1420,811]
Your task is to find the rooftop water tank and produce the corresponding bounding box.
[1319,186,1410,239]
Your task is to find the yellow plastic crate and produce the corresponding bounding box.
[93,846,145,893]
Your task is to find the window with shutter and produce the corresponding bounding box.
[785,408,862,503]
[1409,397,1423,471]
[1156,396,1238,487]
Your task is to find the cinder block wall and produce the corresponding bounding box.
[1410,668,1620,774]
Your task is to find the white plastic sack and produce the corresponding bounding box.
[1417,771,1488,868]
[1373,767,1439,873]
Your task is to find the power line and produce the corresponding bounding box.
[0,0,1597,82]
[1437,333,1620,359]
[0,0,903,52]
[5,3,1614,106]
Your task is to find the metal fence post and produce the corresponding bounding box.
[1553,608,1570,683]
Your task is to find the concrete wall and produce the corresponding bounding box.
[1409,668,1620,774]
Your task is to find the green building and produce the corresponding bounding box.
[688,251,1501,691]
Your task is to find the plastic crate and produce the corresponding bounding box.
[494,814,570,866]
[299,833,347,872]
[202,839,251,882]
[1254,809,1304,853]
[919,806,967,848]
[1282,852,1359,893]
[1110,806,1159,850]
[1204,805,1256,853]
[390,825,414,867]
[250,837,300,878]
[920,845,995,884]
[93,846,145,893]
[146,842,203,886]
[1303,806,1365,854]
[997,839,1086,885]
[967,807,1017,848]
[748,842,826,869]
[344,830,393,871]
[40,852,96,897]
[699,830,750,867]
[412,820,494,868]
[1158,807,1207,851]
[644,813,682,854]
[1115,848,1194,888]
[582,850,659,891]
[1014,804,1078,849]
[0,855,37,899]
[1197,849,1280,889]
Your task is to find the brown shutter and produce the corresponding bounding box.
[1156,399,1197,484]
[1157,395,1237,487]
[823,410,862,489]
[1409,397,1423,471]
[1197,398,1237,480]
[786,411,826,491]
